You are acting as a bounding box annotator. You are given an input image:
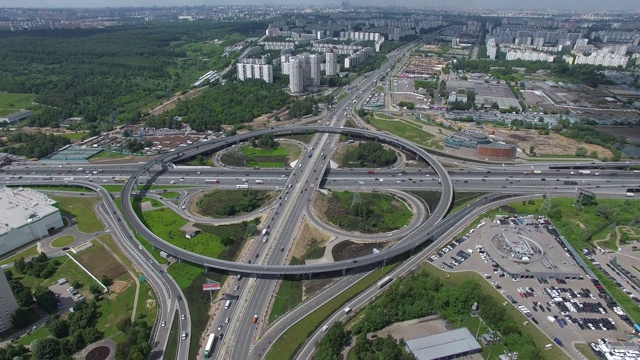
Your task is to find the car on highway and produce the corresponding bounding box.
[322,325,329,332]
[161,321,166,327]
[149,260,154,264]
[218,324,223,331]
[138,245,143,250]
[225,317,230,323]
[234,285,240,291]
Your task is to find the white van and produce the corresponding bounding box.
[225,300,232,309]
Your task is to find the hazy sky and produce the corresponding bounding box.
[4,0,639,10]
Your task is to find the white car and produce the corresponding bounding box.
[217,324,223,331]
[322,325,329,332]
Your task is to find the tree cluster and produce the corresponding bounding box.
[30,301,101,359]
[250,134,277,149]
[353,142,397,168]
[13,252,59,279]
[115,320,152,360]
[349,334,414,360]
[350,270,543,360]
[398,101,415,110]
[0,343,28,360]
[288,97,318,119]
[2,132,70,159]
[315,323,351,360]
[170,79,290,131]
[125,138,153,153]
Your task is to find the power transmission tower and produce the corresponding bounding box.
[352,181,361,206]
[540,186,554,212]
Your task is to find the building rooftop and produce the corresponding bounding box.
[405,327,481,360]
[0,187,60,236]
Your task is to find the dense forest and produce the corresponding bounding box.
[0,21,266,127]
[2,132,70,159]
[168,80,290,131]
[313,270,545,360]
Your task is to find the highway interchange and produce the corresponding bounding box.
[1,43,639,360]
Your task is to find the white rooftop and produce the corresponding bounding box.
[0,187,59,236]
[405,327,481,360]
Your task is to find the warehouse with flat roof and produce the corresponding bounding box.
[0,187,64,256]
[0,110,32,124]
[404,327,482,360]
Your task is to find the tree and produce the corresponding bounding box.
[89,284,103,299]
[46,316,70,339]
[34,286,58,313]
[575,147,588,157]
[529,146,536,156]
[71,280,83,290]
[32,337,62,360]
[13,257,26,274]
[101,276,113,287]
[15,287,35,308]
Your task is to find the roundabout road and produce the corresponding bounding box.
[120,125,454,275]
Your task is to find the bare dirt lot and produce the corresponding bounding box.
[291,219,332,260]
[477,125,613,158]
[596,126,640,143]
[74,243,128,281]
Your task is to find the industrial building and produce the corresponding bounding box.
[0,110,32,125]
[476,143,517,159]
[404,327,481,360]
[0,271,19,333]
[0,187,64,256]
[444,130,491,149]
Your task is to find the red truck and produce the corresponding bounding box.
[367,170,375,174]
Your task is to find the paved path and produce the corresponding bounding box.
[73,339,117,360]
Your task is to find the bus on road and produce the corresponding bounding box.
[377,276,394,289]
[114,177,128,183]
[203,333,216,358]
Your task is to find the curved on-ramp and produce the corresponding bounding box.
[120,126,454,275]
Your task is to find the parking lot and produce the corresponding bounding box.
[427,216,634,359]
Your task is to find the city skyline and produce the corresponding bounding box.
[2,0,639,10]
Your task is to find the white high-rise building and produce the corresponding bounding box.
[309,54,321,87]
[325,48,338,76]
[486,38,497,60]
[289,56,306,94]
[236,63,273,83]
[0,271,19,332]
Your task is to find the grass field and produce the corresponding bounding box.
[114,198,168,265]
[51,235,75,248]
[57,132,88,141]
[161,192,180,199]
[265,264,400,360]
[139,208,224,258]
[0,93,36,116]
[167,262,204,289]
[368,117,443,149]
[102,185,124,192]
[0,245,39,266]
[325,191,412,233]
[96,280,137,337]
[52,196,104,233]
[284,133,315,144]
[576,343,600,360]
[221,142,301,168]
[88,150,128,160]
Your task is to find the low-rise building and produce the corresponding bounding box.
[0,110,32,125]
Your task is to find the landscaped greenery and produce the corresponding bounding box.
[0,92,36,116]
[138,205,258,260]
[88,150,128,160]
[339,142,397,168]
[23,184,91,192]
[160,191,180,199]
[368,117,443,149]
[196,189,272,217]
[51,235,75,248]
[52,196,104,233]
[322,191,412,233]
[220,140,300,168]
